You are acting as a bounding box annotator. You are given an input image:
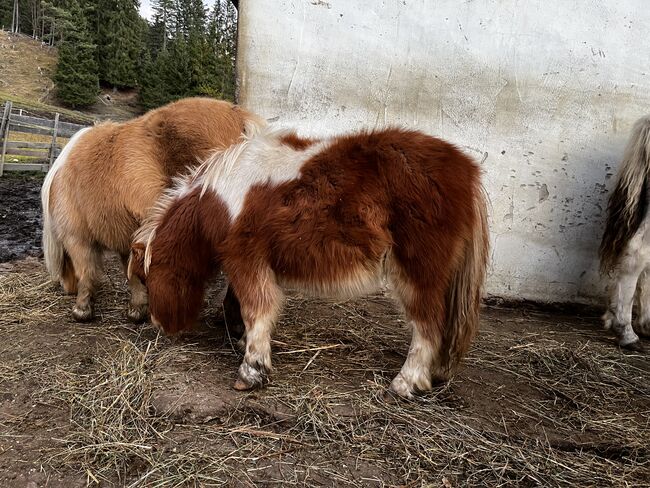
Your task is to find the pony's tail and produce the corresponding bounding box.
[41,167,65,284]
[599,115,650,274]
[40,127,90,288]
[440,187,490,374]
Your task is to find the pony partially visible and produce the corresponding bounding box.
[129,125,490,399]
[600,115,650,350]
[42,97,262,322]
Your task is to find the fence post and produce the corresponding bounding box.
[48,112,60,172]
[0,101,13,177]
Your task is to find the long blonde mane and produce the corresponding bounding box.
[197,123,298,197]
[132,116,272,274]
[131,170,199,274]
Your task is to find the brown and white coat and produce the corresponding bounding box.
[130,124,490,398]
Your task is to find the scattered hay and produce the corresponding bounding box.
[1,261,649,486]
[47,336,172,484]
[0,267,65,328]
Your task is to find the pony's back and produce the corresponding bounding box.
[41,97,261,322]
[48,98,258,252]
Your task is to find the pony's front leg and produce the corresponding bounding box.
[230,269,284,391]
[121,254,149,323]
[604,256,643,350]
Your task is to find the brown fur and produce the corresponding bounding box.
[131,127,490,396]
[42,97,261,321]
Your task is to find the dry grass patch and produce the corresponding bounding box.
[1,260,649,486]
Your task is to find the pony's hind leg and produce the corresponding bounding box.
[603,250,644,350]
[60,251,78,295]
[227,266,284,391]
[120,254,149,323]
[64,237,103,322]
[634,267,650,338]
[387,264,445,398]
[389,319,440,398]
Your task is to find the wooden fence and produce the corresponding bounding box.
[0,101,88,176]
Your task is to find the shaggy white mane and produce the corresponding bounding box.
[131,169,201,274]
[130,117,310,274]
[197,123,301,197]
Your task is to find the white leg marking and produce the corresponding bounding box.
[389,324,435,398]
[606,233,647,346]
[236,312,276,389]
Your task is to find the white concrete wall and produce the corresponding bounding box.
[236,0,650,304]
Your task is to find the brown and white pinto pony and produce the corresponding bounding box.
[600,115,650,351]
[41,97,261,322]
[129,125,490,398]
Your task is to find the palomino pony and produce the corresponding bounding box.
[129,125,490,398]
[600,115,650,351]
[41,97,261,322]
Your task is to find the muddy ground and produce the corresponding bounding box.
[0,176,649,487]
[0,173,43,262]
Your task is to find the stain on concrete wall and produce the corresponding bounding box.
[237,0,650,304]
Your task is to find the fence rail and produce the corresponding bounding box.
[0,101,88,176]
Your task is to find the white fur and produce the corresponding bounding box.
[616,115,650,223]
[41,127,92,281]
[389,324,436,398]
[199,126,329,219]
[604,218,650,346]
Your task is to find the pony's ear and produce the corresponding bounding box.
[128,242,146,281]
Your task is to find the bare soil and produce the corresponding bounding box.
[0,177,649,487]
[0,173,43,262]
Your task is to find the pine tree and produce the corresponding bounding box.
[149,0,174,54]
[206,0,236,100]
[96,0,144,88]
[139,0,238,108]
[54,0,99,107]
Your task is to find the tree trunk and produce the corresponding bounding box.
[11,0,20,34]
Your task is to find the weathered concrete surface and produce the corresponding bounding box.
[237,0,650,304]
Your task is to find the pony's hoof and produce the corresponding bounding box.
[126,304,148,324]
[388,374,414,399]
[621,340,644,352]
[234,362,268,391]
[233,377,257,391]
[382,389,407,404]
[72,305,94,322]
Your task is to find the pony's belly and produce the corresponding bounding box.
[276,259,385,299]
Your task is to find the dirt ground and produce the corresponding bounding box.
[0,173,43,263]
[0,176,649,487]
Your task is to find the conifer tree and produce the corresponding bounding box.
[149,0,174,54]
[96,0,143,88]
[54,0,99,107]
[139,0,238,108]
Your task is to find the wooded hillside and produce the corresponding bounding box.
[1,0,237,109]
